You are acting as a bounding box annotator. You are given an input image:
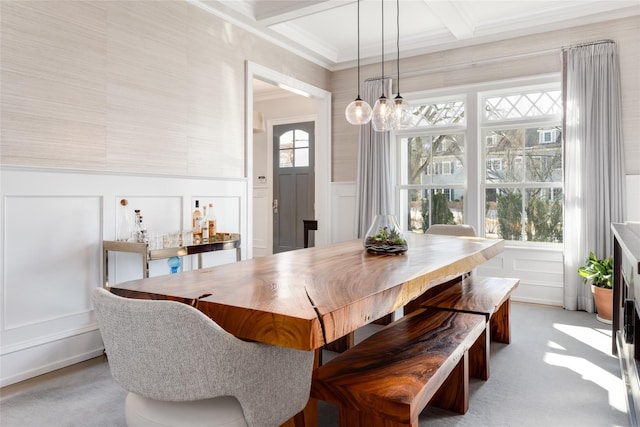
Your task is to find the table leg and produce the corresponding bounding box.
[103,248,109,287]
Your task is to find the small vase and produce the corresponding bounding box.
[167,256,182,274]
[363,214,408,255]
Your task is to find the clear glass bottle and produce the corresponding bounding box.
[138,215,148,243]
[363,214,408,254]
[133,209,147,243]
[117,199,132,241]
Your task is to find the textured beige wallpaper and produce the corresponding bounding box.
[1,2,636,180]
[332,16,640,181]
[0,1,331,178]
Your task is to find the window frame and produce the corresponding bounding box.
[395,74,562,247]
[395,94,468,233]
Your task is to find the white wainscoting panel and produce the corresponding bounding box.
[477,244,564,306]
[252,186,270,257]
[331,182,357,243]
[0,166,247,386]
[4,195,102,330]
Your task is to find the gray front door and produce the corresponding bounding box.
[273,121,315,253]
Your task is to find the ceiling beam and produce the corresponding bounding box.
[425,0,476,40]
[255,0,352,27]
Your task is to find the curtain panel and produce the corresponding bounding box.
[355,78,393,238]
[562,41,626,312]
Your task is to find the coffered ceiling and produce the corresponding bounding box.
[193,0,639,71]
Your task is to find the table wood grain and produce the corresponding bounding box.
[109,233,504,351]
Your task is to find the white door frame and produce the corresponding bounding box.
[245,61,332,259]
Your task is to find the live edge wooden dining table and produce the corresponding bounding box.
[108,233,504,426]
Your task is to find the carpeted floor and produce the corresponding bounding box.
[0,302,630,427]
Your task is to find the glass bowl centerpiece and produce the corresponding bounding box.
[363,214,408,255]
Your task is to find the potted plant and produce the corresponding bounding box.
[578,252,613,323]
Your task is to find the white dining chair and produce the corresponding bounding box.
[92,288,314,427]
[425,224,477,237]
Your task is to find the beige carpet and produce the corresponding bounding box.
[0,302,630,427]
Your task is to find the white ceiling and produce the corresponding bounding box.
[193,0,639,71]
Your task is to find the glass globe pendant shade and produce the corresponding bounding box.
[345,96,373,125]
[390,95,412,130]
[371,95,392,132]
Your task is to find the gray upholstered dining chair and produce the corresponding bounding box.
[425,223,477,237]
[92,288,314,427]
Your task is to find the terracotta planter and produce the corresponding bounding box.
[591,284,613,323]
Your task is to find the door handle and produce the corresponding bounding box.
[273,199,278,214]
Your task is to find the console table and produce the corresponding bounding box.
[612,222,640,426]
[103,233,241,287]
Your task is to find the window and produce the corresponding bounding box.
[481,86,562,242]
[486,158,502,171]
[539,128,557,144]
[279,130,309,168]
[396,78,563,244]
[397,98,466,233]
[486,134,498,147]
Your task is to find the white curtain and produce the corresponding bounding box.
[355,78,393,238]
[563,41,626,312]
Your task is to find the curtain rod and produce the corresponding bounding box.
[364,76,391,82]
[363,39,615,80]
[562,39,615,49]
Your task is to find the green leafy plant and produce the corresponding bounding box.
[497,190,522,241]
[369,226,405,244]
[578,252,613,289]
[421,192,454,233]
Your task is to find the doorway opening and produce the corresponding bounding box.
[246,62,331,258]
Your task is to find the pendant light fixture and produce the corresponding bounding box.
[371,0,392,132]
[345,0,372,125]
[390,0,411,129]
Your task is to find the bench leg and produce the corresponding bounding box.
[324,332,355,353]
[469,324,490,380]
[491,299,511,344]
[429,350,469,414]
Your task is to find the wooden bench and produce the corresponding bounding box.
[422,276,519,380]
[311,307,486,427]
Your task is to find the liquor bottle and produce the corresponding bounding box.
[201,204,209,242]
[192,200,203,244]
[207,203,217,239]
[138,215,148,243]
[133,209,147,243]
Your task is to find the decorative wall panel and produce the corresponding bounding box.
[0,166,247,386]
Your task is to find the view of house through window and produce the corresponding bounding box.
[398,99,466,233]
[397,80,563,243]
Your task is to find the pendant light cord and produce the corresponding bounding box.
[357,0,361,98]
[396,0,401,97]
[380,0,385,97]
